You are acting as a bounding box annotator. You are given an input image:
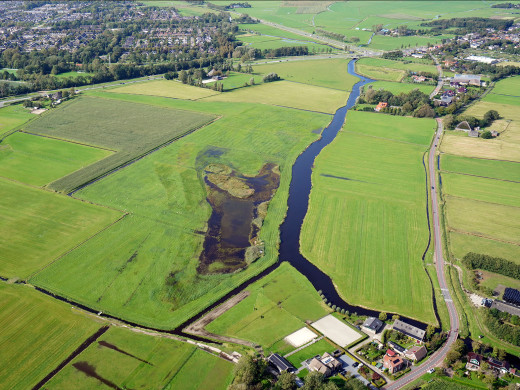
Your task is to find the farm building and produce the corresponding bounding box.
[392,320,425,342]
[451,74,481,86]
[504,288,520,306]
[465,55,498,65]
[468,129,480,138]
[268,353,295,373]
[491,300,520,317]
[361,317,384,334]
[405,345,427,361]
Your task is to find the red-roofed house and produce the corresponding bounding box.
[383,350,405,373]
[374,102,388,112]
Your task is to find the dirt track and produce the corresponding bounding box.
[183,290,256,347]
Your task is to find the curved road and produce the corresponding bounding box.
[386,118,460,389]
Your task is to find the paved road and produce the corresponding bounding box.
[430,55,444,99]
[385,118,460,389]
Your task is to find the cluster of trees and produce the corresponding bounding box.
[484,309,520,346]
[444,110,499,130]
[461,252,520,280]
[315,28,345,42]
[421,17,514,34]
[491,2,520,8]
[232,45,311,63]
[263,73,280,83]
[207,2,251,11]
[359,87,436,117]
[382,51,404,60]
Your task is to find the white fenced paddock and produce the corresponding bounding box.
[284,327,318,347]
[311,315,362,347]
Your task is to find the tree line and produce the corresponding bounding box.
[421,17,514,34]
[462,252,520,280]
[358,87,436,117]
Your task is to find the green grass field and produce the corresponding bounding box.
[449,232,520,263]
[253,58,358,91]
[286,338,334,366]
[487,75,520,97]
[368,35,450,51]
[201,80,348,114]
[368,80,434,95]
[30,91,332,329]
[46,327,234,390]
[0,283,102,389]
[300,111,437,324]
[25,96,215,192]
[108,79,220,100]
[0,104,34,137]
[206,262,329,350]
[441,172,520,208]
[355,64,405,82]
[0,132,111,186]
[357,57,438,74]
[54,71,94,79]
[238,33,334,52]
[445,196,520,246]
[0,178,121,279]
[441,154,520,182]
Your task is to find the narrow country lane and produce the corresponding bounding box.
[386,118,460,389]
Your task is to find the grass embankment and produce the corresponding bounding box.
[30,89,335,330]
[0,283,103,389]
[0,178,122,279]
[252,58,358,91]
[46,327,234,390]
[25,96,215,192]
[300,111,437,324]
[206,262,329,353]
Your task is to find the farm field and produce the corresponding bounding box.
[300,111,437,324]
[253,58,358,90]
[107,79,220,100]
[441,101,520,162]
[0,103,34,137]
[355,64,405,82]
[0,131,111,186]
[485,75,520,97]
[30,92,333,329]
[238,33,335,52]
[54,71,94,79]
[441,172,520,208]
[368,34,450,51]
[444,196,520,246]
[25,96,215,192]
[240,22,326,43]
[206,262,329,351]
[201,80,349,114]
[449,232,520,263]
[368,80,434,95]
[0,283,102,389]
[0,178,121,279]
[440,154,520,182]
[46,327,234,390]
[357,57,439,74]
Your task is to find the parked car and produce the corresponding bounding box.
[427,368,435,374]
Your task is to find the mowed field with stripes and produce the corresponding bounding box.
[300,111,437,324]
[440,76,520,268]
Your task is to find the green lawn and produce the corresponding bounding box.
[479,270,520,294]
[201,80,349,114]
[30,93,331,329]
[206,262,329,349]
[286,338,334,366]
[300,111,437,324]
[25,96,215,192]
[368,35,450,51]
[368,80,434,95]
[46,327,234,390]
[0,104,34,137]
[441,154,520,182]
[0,132,111,186]
[355,64,405,82]
[108,79,220,100]
[0,178,122,279]
[205,71,263,90]
[253,58,359,91]
[54,71,94,79]
[0,283,102,389]
[357,57,438,74]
